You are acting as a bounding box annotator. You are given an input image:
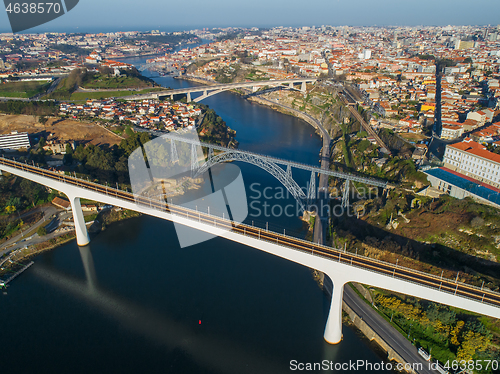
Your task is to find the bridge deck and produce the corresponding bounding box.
[1,156,499,312]
[155,78,317,96]
[123,78,318,101]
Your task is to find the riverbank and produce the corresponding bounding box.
[178,73,431,371]
[0,231,76,280]
[318,278,434,374]
[0,208,142,279]
[247,96,329,139]
[311,263,425,373]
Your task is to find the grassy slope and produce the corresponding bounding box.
[70,87,163,101]
[81,74,154,89]
[0,80,51,98]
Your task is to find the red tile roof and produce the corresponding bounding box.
[449,138,500,164]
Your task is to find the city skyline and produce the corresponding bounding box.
[1,0,500,34]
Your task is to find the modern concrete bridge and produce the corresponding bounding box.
[1,156,499,345]
[122,78,318,102]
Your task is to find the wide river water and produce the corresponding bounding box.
[0,54,393,373]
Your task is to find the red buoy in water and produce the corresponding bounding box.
[199,320,202,325]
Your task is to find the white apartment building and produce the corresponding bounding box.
[0,131,31,151]
[443,138,500,188]
[441,124,464,140]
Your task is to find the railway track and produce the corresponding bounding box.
[338,92,390,153]
[1,156,499,309]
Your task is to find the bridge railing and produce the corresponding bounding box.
[168,200,500,306]
[150,77,319,96]
[1,155,499,305]
[264,237,497,307]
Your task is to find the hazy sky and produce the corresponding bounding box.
[1,0,500,33]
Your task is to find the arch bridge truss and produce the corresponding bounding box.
[161,133,388,212]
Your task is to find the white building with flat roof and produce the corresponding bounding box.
[0,131,31,151]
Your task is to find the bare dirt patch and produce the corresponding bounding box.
[392,210,471,240]
[399,132,429,142]
[0,114,122,146]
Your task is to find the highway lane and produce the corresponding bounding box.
[0,206,59,255]
[1,209,83,256]
[1,157,500,308]
[343,286,434,374]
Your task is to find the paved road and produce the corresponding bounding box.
[0,206,59,255]
[313,132,331,246]
[1,210,86,255]
[0,97,30,102]
[45,77,62,96]
[4,225,74,254]
[344,286,435,374]
[44,211,73,232]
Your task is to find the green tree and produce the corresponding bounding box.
[63,144,73,165]
[20,179,43,207]
[65,144,74,155]
[6,196,21,211]
[357,139,371,153]
[37,226,47,236]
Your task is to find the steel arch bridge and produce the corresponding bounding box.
[196,150,309,211]
[142,131,389,212]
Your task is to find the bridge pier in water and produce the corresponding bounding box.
[323,277,346,344]
[68,195,90,247]
[323,273,347,344]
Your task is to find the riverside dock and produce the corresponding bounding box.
[0,261,34,287]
